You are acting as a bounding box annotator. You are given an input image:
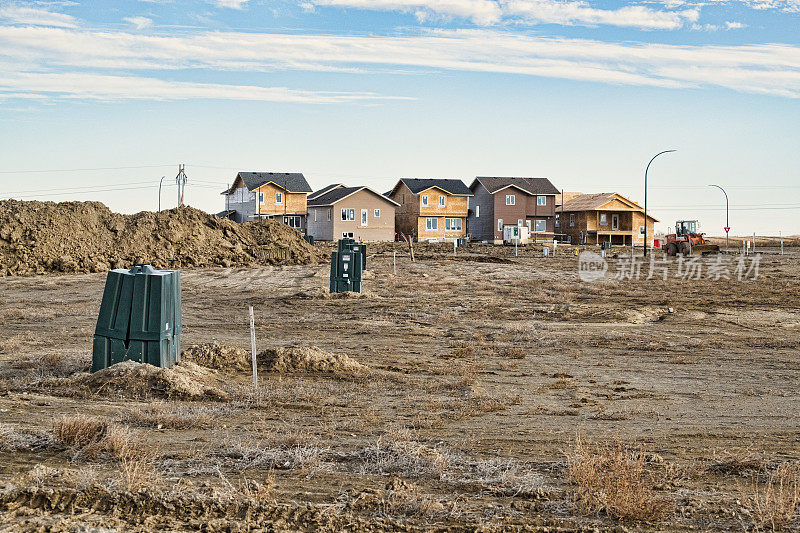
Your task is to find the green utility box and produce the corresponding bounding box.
[338,238,367,271]
[92,264,182,372]
[329,249,363,293]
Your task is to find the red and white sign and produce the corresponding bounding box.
[724,227,730,233]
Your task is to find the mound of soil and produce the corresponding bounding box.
[0,200,326,276]
[259,346,364,373]
[181,342,251,371]
[55,361,227,401]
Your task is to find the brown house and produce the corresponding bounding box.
[388,178,473,242]
[557,192,658,246]
[467,177,560,244]
[221,172,312,230]
[306,184,399,242]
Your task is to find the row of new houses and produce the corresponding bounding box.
[220,172,657,246]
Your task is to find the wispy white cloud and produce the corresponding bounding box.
[725,20,746,28]
[0,4,77,27]
[214,0,249,8]
[312,0,502,24]
[504,0,699,29]
[0,71,413,102]
[124,16,153,29]
[306,0,703,29]
[0,26,798,99]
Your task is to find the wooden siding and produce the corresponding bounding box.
[391,183,469,241]
[254,182,307,216]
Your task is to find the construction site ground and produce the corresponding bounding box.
[1,243,799,531]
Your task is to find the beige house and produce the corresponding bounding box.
[306,185,399,242]
[388,178,473,242]
[557,192,658,246]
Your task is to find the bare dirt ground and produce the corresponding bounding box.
[1,243,799,531]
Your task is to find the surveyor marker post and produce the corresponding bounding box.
[249,306,258,389]
[780,232,784,255]
[393,251,396,275]
[454,240,457,257]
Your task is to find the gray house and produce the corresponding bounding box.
[220,172,312,229]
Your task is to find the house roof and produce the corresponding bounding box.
[308,183,345,201]
[472,177,560,196]
[391,178,472,196]
[307,186,400,207]
[559,192,659,221]
[223,172,312,194]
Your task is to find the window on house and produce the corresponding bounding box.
[535,219,546,232]
[421,195,429,206]
[342,232,353,238]
[341,208,355,221]
[475,205,480,218]
[259,192,264,204]
[506,195,515,205]
[426,218,438,231]
[313,210,317,222]
[526,220,532,229]
[497,219,503,232]
[284,215,301,228]
[275,192,282,204]
[537,195,546,206]
[374,209,380,218]
[517,219,523,226]
[328,209,331,221]
[445,218,462,231]
[360,209,368,226]
[555,213,560,228]
[438,196,445,207]
[570,214,575,227]
[600,214,608,225]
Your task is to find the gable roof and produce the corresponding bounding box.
[559,192,659,221]
[307,186,400,207]
[391,178,472,197]
[308,183,345,201]
[472,177,560,196]
[224,172,312,194]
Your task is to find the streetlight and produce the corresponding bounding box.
[709,184,729,251]
[643,150,676,257]
[157,176,166,212]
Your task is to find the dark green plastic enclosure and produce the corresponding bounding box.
[337,238,367,271]
[92,264,182,372]
[329,246,363,294]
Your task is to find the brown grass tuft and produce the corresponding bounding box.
[741,462,800,532]
[566,437,672,523]
[53,415,108,449]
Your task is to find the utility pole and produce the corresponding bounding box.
[644,150,676,257]
[158,176,166,212]
[175,164,187,207]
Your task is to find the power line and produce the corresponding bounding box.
[0,164,175,174]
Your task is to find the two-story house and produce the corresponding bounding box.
[556,192,658,246]
[388,178,473,242]
[467,177,560,243]
[221,172,312,230]
[306,184,399,242]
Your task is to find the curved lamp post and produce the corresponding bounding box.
[644,150,676,257]
[709,184,729,251]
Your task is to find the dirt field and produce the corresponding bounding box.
[2,243,799,531]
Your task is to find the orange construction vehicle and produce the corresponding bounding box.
[662,220,720,256]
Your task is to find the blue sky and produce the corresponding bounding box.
[0,0,798,235]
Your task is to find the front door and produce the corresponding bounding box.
[611,214,619,231]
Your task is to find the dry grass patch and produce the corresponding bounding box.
[123,402,223,429]
[740,462,800,532]
[53,415,108,449]
[566,437,672,523]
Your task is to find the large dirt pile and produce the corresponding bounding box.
[52,361,228,401]
[0,200,326,275]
